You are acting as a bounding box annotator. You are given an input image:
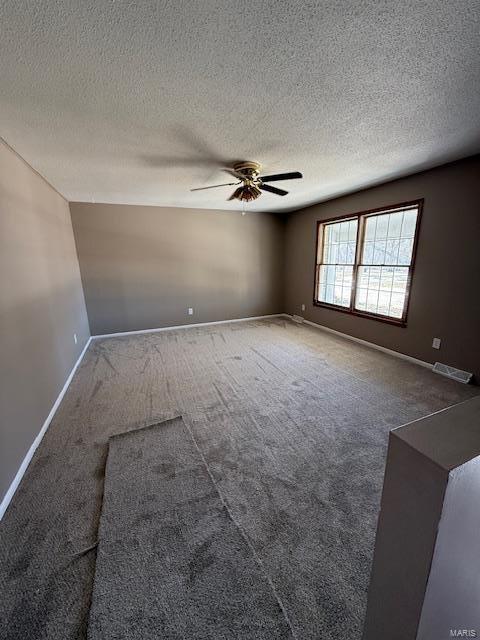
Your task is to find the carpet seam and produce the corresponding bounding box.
[84,435,113,640]
[183,420,299,640]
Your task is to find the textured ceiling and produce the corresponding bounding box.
[1,1,479,212]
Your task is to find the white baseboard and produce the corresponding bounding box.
[92,314,285,339]
[285,314,432,370]
[0,336,92,521]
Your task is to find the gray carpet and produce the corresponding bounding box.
[88,417,294,639]
[0,318,477,639]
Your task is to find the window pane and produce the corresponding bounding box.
[375,214,389,239]
[398,237,414,264]
[364,216,377,240]
[363,241,374,263]
[348,220,357,241]
[392,266,408,293]
[339,221,349,242]
[343,266,353,288]
[355,265,409,318]
[337,243,348,263]
[366,288,379,313]
[326,284,334,304]
[323,225,332,245]
[385,239,400,265]
[318,264,353,307]
[356,287,367,310]
[317,279,326,301]
[377,290,391,316]
[380,266,394,290]
[387,211,403,238]
[322,219,358,265]
[402,209,417,237]
[369,266,381,289]
[326,264,335,284]
[389,292,406,318]
[330,243,338,263]
[361,209,418,268]
[373,240,386,264]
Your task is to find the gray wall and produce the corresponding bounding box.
[284,155,480,379]
[0,140,90,502]
[70,203,284,335]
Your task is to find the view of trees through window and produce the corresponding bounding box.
[315,203,421,322]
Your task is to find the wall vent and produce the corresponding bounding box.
[292,314,304,323]
[432,362,473,384]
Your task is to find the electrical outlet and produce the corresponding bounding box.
[301,304,306,312]
[188,308,194,316]
[73,333,77,345]
[432,337,441,350]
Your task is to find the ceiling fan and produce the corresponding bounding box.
[190,161,303,202]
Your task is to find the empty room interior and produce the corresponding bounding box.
[1,2,480,639]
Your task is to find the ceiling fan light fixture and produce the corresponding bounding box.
[230,184,262,202]
[239,184,262,202]
[231,186,245,201]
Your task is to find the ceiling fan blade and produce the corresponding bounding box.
[260,171,303,182]
[260,183,288,196]
[190,182,239,191]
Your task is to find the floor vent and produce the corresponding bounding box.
[292,314,304,323]
[432,362,473,384]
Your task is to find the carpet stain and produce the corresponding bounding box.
[187,538,215,585]
[89,380,103,401]
[99,350,118,374]
[153,462,175,477]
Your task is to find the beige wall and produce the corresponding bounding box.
[70,203,284,335]
[284,155,480,380]
[0,140,90,502]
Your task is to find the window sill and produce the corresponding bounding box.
[312,300,407,327]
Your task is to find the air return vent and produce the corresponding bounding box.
[432,362,473,384]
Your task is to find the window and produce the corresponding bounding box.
[316,217,358,308]
[314,200,422,325]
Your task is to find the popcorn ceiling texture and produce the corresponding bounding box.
[1,1,479,212]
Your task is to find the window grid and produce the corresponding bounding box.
[314,201,422,325]
[316,218,357,308]
[354,209,416,319]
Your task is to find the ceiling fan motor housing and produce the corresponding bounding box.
[233,161,262,178]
